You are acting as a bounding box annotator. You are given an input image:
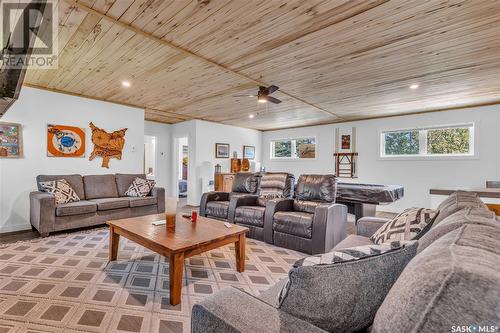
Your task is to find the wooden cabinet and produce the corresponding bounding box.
[214,173,235,192]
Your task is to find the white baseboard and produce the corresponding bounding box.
[0,223,31,234]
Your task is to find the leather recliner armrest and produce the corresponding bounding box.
[227,195,258,223]
[311,203,348,254]
[263,198,294,244]
[200,191,230,216]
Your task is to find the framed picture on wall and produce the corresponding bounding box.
[47,124,86,158]
[243,145,255,159]
[215,143,230,158]
[0,122,22,158]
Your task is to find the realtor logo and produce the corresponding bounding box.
[0,0,58,69]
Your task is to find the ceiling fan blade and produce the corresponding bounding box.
[265,85,279,94]
[267,96,282,104]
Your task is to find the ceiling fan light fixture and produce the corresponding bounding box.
[258,95,268,103]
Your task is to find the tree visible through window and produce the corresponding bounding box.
[427,127,470,154]
[381,124,473,157]
[271,137,316,159]
[384,131,419,155]
[273,140,292,158]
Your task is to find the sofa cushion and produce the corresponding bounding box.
[434,190,488,225]
[370,207,438,244]
[279,241,418,332]
[83,175,118,199]
[129,196,157,208]
[258,278,289,307]
[232,172,258,194]
[234,206,266,227]
[37,174,85,199]
[56,200,97,217]
[333,234,374,250]
[115,173,147,197]
[273,211,314,238]
[205,201,230,219]
[257,173,294,206]
[39,179,80,205]
[417,206,498,253]
[372,224,500,333]
[125,177,155,197]
[295,174,337,202]
[89,197,130,211]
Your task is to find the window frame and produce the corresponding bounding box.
[379,123,476,160]
[270,136,317,160]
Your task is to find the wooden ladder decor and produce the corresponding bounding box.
[334,152,358,178]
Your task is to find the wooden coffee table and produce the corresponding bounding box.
[107,214,248,305]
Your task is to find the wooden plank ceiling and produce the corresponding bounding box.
[24,0,500,130]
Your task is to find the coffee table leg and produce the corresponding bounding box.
[235,233,245,272]
[169,252,184,305]
[109,226,120,261]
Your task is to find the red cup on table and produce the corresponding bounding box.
[191,211,197,223]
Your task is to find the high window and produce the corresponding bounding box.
[380,124,474,158]
[270,137,316,159]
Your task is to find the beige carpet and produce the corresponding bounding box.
[0,227,304,332]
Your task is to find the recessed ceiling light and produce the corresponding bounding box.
[409,84,419,89]
[248,114,255,119]
[121,80,131,88]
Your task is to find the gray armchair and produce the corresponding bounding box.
[269,174,347,254]
[200,172,259,221]
[230,172,295,242]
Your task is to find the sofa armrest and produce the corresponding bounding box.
[227,195,258,223]
[151,187,165,213]
[311,203,347,254]
[191,287,326,333]
[200,191,230,216]
[30,191,56,236]
[263,199,294,243]
[356,216,390,237]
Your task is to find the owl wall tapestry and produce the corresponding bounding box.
[47,124,86,157]
[89,122,127,168]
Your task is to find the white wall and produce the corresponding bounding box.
[193,120,262,205]
[262,106,500,212]
[0,87,145,233]
[144,121,171,192]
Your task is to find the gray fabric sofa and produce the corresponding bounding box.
[30,173,165,236]
[192,191,500,332]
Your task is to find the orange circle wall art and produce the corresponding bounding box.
[47,124,86,157]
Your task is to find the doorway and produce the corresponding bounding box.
[144,135,156,179]
[178,137,188,198]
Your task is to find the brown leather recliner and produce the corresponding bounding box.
[229,172,295,242]
[199,172,259,221]
[269,174,347,254]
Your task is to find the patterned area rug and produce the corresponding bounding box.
[0,227,304,332]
